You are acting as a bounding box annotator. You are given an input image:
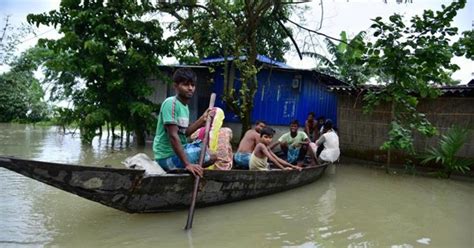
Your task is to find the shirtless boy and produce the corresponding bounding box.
[304,112,318,142]
[249,127,301,171]
[234,120,266,169]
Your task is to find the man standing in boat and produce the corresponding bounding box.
[153,68,213,177]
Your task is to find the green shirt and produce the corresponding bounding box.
[153,96,189,160]
[278,131,308,148]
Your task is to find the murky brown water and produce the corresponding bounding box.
[0,123,472,247]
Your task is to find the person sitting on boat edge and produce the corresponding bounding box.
[270,120,310,166]
[153,68,215,177]
[234,120,266,169]
[309,120,340,164]
[249,127,301,171]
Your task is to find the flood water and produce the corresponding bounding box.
[0,123,472,248]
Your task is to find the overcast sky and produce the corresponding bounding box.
[1,0,473,83]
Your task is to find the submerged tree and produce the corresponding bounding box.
[28,0,171,145]
[363,0,471,170]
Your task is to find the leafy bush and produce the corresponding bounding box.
[420,126,473,177]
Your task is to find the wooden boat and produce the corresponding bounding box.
[0,156,327,213]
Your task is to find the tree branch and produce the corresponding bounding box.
[284,17,348,44]
[318,0,324,31]
[277,19,302,60]
[0,15,10,43]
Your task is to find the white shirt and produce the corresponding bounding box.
[316,130,340,163]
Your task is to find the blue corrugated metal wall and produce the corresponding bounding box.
[212,67,338,126]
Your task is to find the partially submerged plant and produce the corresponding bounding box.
[420,126,473,177]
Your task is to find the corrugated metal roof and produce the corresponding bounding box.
[200,55,292,69]
[328,85,474,97]
[158,64,209,69]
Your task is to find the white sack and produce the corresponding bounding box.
[122,153,166,176]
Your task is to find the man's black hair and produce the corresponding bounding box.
[255,120,266,125]
[173,68,197,84]
[308,112,315,117]
[323,119,333,130]
[317,116,325,121]
[260,127,275,137]
[290,119,299,126]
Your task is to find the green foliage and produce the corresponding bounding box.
[0,73,30,121]
[304,31,370,88]
[51,107,76,130]
[28,0,171,145]
[381,121,414,153]
[0,47,50,122]
[420,126,473,177]
[164,2,290,63]
[0,17,34,65]
[453,30,474,59]
[363,0,468,155]
[81,108,110,143]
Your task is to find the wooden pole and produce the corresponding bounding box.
[185,93,216,230]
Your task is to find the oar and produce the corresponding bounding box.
[185,93,216,230]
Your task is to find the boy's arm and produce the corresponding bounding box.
[301,132,310,144]
[165,124,203,177]
[269,141,280,150]
[261,146,286,170]
[304,121,310,136]
[271,133,287,150]
[312,129,318,141]
[269,150,301,170]
[316,135,326,146]
[300,137,310,145]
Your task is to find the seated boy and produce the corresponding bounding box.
[249,127,302,171]
[153,68,215,177]
[234,120,266,169]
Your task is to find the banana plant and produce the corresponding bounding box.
[303,31,371,89]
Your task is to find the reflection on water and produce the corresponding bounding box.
[0,123,473,248]
[0,172,53,246]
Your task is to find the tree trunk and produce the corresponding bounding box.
[120,125,124,145]
[240,107,252,140]
[386,100,395,173]
[126,130,130,146]
[111,124,115,147]
[135,127,145,147]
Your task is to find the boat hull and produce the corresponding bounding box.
[0,156,327,213]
